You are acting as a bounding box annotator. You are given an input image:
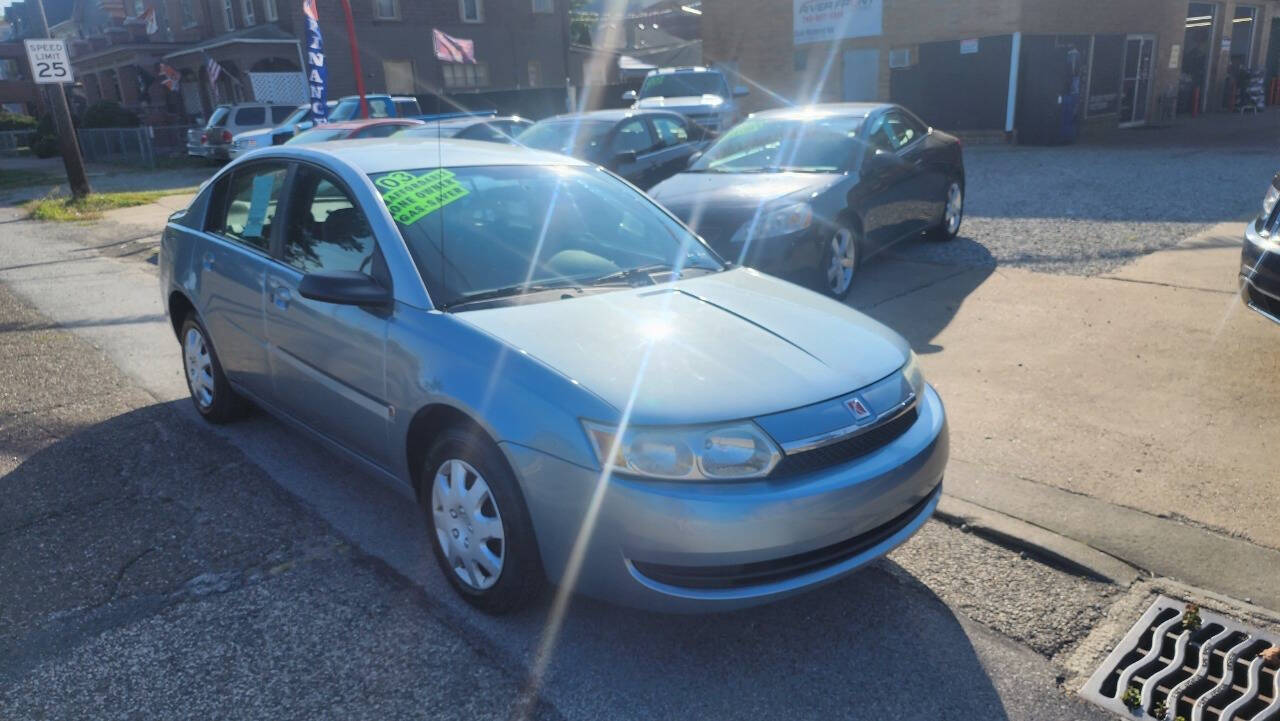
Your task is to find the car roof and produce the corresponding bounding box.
[425,115,529,129]
[316,118,425,131]
[537,109,680,123]
[751,102,890,121]
[265,137,592,173]
[649,66,718,75]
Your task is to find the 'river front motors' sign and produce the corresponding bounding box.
[794,0,882,45]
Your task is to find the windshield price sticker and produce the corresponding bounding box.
[375,169,469,225]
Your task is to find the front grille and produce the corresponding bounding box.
[631,484,940,590]
[770,407,918,478]
[1080,596,1280,720]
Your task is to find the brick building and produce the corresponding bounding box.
[703,0,1280,140]
[8,0,571,123]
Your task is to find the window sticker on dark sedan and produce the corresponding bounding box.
[374,169,470,225]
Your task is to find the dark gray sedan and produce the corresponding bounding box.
[649,103,965,299]
[517,109,711,189]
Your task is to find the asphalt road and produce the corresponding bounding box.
[0,206,1113,719]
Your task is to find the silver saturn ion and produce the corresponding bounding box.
[159,137,948,613]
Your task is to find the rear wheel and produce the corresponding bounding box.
[179,315,248,423]
[817,223,859,300]
[927,180,964,241]
[420,427,543,613]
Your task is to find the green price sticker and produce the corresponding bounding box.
[375,169,470,226]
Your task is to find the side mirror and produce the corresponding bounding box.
[612,149,638,167]
[867,148,905,170]
[733,85,749,97]
[686,151,702,168]
[297,271,391,307]
[621,90,638,102]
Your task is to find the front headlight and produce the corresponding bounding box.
[1263,184,1279,217]
[582,420,781,480]
[730,202,814,244]
[901,350,925,398]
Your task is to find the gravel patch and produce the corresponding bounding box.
[888,144,1280,275]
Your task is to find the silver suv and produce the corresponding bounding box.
[623,66,748,134]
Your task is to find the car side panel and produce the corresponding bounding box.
[195,233,274,396]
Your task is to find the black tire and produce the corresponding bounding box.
[815,221,860,301]
[419,427,544,614]
[178,314,248,423]
[927,178,964,241]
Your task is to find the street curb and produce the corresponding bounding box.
[935,496,1142,587]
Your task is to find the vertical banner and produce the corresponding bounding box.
[303,0,328,124]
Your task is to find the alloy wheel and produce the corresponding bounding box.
[827,227,857,296]
[431,458,506,591]
[944,182,964,235]
[183,327,215,409]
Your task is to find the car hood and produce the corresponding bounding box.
[455,268,909,425]
[635,95,726,112]
[649,171,843,215]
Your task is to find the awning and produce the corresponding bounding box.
[163,25,298,61]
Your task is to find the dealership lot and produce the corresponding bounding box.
[2,118,1279,718]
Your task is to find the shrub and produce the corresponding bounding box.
[80,101,140,128]
[0,111,37,131]
[32,136,59,158]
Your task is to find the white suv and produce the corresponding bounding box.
[186,103,296,161]
[624,66,748,134]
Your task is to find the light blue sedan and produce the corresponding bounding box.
[159,137,948,613]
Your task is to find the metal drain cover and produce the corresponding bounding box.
[1081,595,1279,720]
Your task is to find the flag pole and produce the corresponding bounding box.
[337,0,367,118]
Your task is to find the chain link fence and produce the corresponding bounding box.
[0,130,36,157]
[74,125,194,168]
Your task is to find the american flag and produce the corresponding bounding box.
[432,28,476,64]
[205,55,223,85]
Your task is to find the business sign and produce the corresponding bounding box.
[24,39,73,84]
[302,0,328,124]
[794,0,882,45]
[960,38,979,55]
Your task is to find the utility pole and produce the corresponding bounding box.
[26,0,91,199]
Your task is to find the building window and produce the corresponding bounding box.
[532,0,552,12]
[263,0,277,21]
[383,59,414,94]
[442,62,489,88]
[179,0,196,27]
[374,0,399,19]
[222,0,235,30]
[460,0,483,23]
[527,60,540,86]
[133,0,144,14]
[242,0,256,25]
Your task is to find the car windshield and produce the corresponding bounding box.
[286,128,348,144]
[690,116,864,173]
[517,120,613,155]
[278,106,310,127]
[206,107,229,128]
[639,72,728,99]
[329,97,393,121]
[369,165,722,309]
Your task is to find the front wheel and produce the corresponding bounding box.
[817,224,859,300]
[420,428,543,614]
[927,180,964,241]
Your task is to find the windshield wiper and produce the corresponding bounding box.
[585,262,719,287]
[443,282,578,311]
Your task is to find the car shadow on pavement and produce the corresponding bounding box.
[850,235,996,355]
[517,561,1015,719]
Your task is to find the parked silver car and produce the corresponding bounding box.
[159,138,948,613]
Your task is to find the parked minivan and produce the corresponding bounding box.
[187,103,297,161]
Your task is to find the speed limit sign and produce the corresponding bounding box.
[24,39,74,84]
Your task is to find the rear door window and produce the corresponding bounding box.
[270,105,295,124]
[210,162,289,252]
[612,119,657,154]
[651,116,690,147]
[234,106,266,126]
[282,167,375,274]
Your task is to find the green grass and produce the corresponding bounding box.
[0,168,59,191]
[25,188,198,222]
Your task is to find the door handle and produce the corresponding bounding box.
[272,286,290,309]
[202,252,214,270]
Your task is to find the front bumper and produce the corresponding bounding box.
[708,225,825,281]
[504,383,948,612]
[1241,220,1280,325]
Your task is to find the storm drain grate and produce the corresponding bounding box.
[1081,595,1280,720]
